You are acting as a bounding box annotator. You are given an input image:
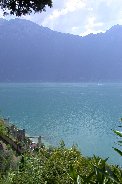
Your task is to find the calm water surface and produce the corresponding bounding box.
[0,83,122,165]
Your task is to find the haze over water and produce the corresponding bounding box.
[0,83,122,165]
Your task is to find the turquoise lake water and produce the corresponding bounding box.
[0,83,122,165]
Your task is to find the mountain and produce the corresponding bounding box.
[0,18,122,82]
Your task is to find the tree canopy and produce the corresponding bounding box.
[0,0,53,16]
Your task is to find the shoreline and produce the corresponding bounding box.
[0,118,51,153]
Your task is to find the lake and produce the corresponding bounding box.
[0,83,122,165]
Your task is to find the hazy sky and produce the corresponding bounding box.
[1,0,122,36]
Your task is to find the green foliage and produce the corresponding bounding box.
[0,143,121,184]
[110,166,122,184]
[0,119,122,184]
[0,149,16,176]
[113,148,122,156]
[113,118,122,157]
[0,0,53,16]
[0,119,7,136]
[113,130,122,138]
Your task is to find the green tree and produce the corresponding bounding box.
[0,0,53,16]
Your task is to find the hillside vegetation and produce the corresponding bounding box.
[0,119,122,184]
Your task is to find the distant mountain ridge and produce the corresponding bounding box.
[0,18,122,82]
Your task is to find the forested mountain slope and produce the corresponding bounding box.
[0,19,122,82]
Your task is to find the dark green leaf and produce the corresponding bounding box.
[113,148,122,156]
[113,130,122,137]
